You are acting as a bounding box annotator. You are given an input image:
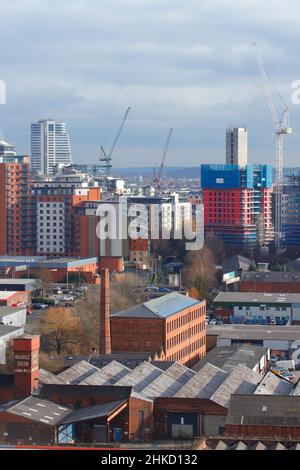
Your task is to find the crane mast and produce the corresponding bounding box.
[99,106,131,177]
[253,42,292,254]
[153,127,173,188]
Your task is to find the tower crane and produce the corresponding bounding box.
[99,106,131,177]
[153,127,173,188]
[253,42,292,254]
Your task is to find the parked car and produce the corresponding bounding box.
[32,303,48,310]
[157,287,170,293]
[53,288,63,295]
[209,319,217,325]
[63,295,74,302]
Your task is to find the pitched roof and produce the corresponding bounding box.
[227,394,300,426]
[254,371,294,395]
[59,400,126,424]
[57,360,99,384]
[210,364,261,408]
[176,363,229,399]
[6,396,71,425]
[193,345,268,374]
[111,292,201,319]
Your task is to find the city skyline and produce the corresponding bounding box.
[0,0,300,168]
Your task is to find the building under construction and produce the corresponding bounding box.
[282,169,300,247]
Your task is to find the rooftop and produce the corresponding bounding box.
[227,394,300,426]
[0,291,17,300]
[0,306,26,317]
[59,400,126,425]
[6,396,71,425]
[241,271,300,283]
[213,291,300,305]
[206,324,300,341]
[0,324,23,338]
[111,292,201,319]
[192,345,268,374]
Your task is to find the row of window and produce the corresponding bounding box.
[167,308,204,333]
[167,323,205,349]
[167,337,206,362]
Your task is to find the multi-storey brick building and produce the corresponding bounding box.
[0,146,32,256]
[110,292,206,367]
[30,166,101,257]
[201,164,274,249]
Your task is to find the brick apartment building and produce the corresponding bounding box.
[31,168,101,257]
[110,292,206,367]
[0,152,32,256]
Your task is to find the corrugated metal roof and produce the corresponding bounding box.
[80,361,131,386]
[193,345,268,374]
[57,360,99,384]
[39,369,66,385]
[210,364,261,408]
[7,396,71,425]
[254,371,293,395]
[140,363,195,398]
[227,394,300,426]
[176,363,229,399]
[59,400,126,424]
[115,361,164,392]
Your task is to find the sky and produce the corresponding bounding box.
[0,0,300,168]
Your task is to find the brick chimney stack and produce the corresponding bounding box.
[99,268,112,354]
[13,335,40,396]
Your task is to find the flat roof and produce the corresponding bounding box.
[0,306,26,317]
[241,271,300,283]
[0,325,23,338]
[0,291,17,300]
[192,345,268,374]
[111,292,202,319]
[0,256,98,269]
[207,324,300,341]
[0,279,40,291]
[213,292,300,306]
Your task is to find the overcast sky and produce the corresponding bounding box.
[0,0,300,167]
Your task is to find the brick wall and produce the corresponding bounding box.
[0,412,56,445]
[111,317,164,354]
[226,424,300,440]
[241,281,300,293]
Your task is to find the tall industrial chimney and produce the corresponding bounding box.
[99,268,112,354]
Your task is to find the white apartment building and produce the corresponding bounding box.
[31,119,72,175]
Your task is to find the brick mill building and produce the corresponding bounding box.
[110,292,206,367]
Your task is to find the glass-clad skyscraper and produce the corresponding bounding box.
[31,119,72,175]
